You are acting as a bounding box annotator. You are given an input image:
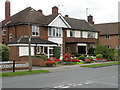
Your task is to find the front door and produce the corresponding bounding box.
[78,46,86,54]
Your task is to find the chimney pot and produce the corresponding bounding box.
[87,14,94,25]
[52,6,58,14]
[65,15,69,18]
[38,9,43,15]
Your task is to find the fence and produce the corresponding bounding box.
[0,61,29,72]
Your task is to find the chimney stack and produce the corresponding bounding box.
[87,15,94,25]
[52,6,58,15]
[38,9,43,15]
[65,15,69,18]
[5,0,10,23]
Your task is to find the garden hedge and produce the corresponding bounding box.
[0,44,10,61]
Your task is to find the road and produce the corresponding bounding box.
[2,65,119,89]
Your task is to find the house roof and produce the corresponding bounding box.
[64,17,99,32]
[7,36,57,45]
[94,22,120,35]
[1,7,99,32]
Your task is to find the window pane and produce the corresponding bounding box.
[70,31,73,37]
[44,47,48,54]
[3,28,6,35]
[59,28,62,37]
[88,32,94,38]
[56,28,58,37]
[36,32,39,36]
[49,49,53,54]
[53,28,55,36]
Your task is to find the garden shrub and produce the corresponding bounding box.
[96,54,103,59]
[88,47,95,55]
[36,55,48,61]
[54,46,61,59]
[86,57,93,61]
[21,55,48,61]
[1,44,10,61]
[95,45,115,61]
[78,55,85,61]
[44,61,56,67]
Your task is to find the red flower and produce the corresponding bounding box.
[85,59,91,62]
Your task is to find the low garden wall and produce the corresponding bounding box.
[0,61,29,71]
[11,56,46,67]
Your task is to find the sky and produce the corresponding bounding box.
[0,0,119,24]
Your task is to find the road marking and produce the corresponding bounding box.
[54,75,118,88]
[61,86,70,88]
[77,84,83,85]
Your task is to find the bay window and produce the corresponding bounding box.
[48,27,62,37]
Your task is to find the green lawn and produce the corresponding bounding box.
[81,62,120,68]
[0,70,50,77]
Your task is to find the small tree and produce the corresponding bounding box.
[0,44,10,61]
[54,46,61,59]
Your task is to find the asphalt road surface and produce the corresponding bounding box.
[2,65,119,89]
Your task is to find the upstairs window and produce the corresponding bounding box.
[32,25,39,36]
[88,32,94,38]
[70,30,75,37]
[80,31,83,38]
[116,46,120,50]
[105,35,110,39]
[2,28,6,35]
[118,35,120,39]
[48,27,62,37]
[9,33,12,42]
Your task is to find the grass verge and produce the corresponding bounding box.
[81,62,120,68]
[0,70,50,77]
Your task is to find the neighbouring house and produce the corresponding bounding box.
[1,0,99,62]
[94,22,120,50]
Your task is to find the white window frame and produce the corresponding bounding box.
[9,33,12,42]
[48,27,62,37]
[32,25,40,36]
[2,28,6,35]
[105,35,110,39]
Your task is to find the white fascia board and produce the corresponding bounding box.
[77,43,87,46]
[48,14,71,28]
[7,44,36,46]
[37,44,57,47]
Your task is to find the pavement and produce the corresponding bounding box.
[1,61,118,73]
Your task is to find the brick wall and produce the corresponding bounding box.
[9,46,46,66]
[66,37,97,44]
[4,24,48,43]
[9,46,19,61]
[99,35,119,49]
[66,43,77,52]
[0,28,2,43]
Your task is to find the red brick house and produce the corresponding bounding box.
[94,22,120,50]
[1,0,99,61]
